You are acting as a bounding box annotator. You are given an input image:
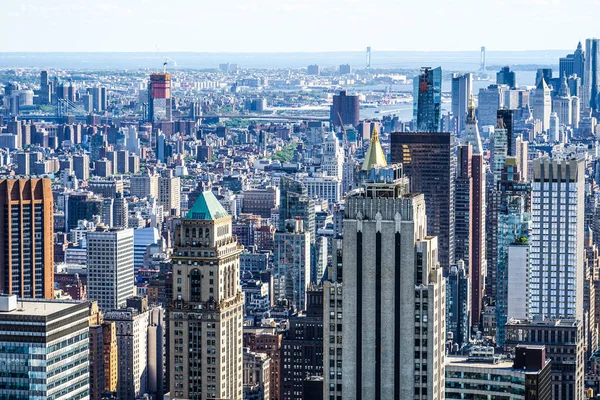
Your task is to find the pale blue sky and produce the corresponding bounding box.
[1,0,597,52]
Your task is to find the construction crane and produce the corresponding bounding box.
[337,111,348,148]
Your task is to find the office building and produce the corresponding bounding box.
[274,218,311,310]
[280,288,324,400]
[414,66,442,131]
[243,327,283,400]
[342,155,445,399]
[279,176,315,242]
[391,131,455,270]
[0,296,90,400]
[87,227,135,312]
[451,73,472,133]
[88,179,123,199]
[0,178,54,298]
[533,77,552,131]
[339,64,352,74]
[133,227,160,272]
[331,90,360,128]
[560,42,585,82]
[585,38,600,110]
[66,191,102,232]
[242,187,279,218]
[243,348,271,400]
[159,169,181,216]
[477,85,506,128]
[322,129,344,180]
[446,261,470,348]
[496,66,516,89]
[104,303,150,400]
[530,158,584,320]
[168,191,243,400]
[148,73,172,124]
[553,74,574,127]
[130,170,159,199]
[505,318,584,400]
[445,345,551,400]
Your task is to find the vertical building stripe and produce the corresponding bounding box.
[375,231,382,400]
[356,231,363,400]
[394,231,401,399]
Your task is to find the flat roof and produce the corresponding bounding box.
[445,356,514,370]
[0,299,85,317]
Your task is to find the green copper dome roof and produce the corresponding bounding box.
[185,191,229,220]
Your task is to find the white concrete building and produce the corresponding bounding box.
[530,157,585,320]
[87,227,135,312]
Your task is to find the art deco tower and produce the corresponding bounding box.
[342,133,445,400]
[168,191,243,400]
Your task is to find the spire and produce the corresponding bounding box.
[462,95,483,154]
[466,95,476,124]
[558,73,570,97]
[361,125,387,171]
[536,75,549,90]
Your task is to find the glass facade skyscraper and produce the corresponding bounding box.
[414,67,442,132]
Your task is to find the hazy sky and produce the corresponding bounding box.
[1,0,597,52]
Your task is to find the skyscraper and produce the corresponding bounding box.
[451,73,472,133]
[533,77,551,131]
[391,131,455,270]
[148,73,172,124]
[168,191,243,400]
[458,100,487,328]
[477,85,506,128]
[414,67,442,131]
[331,90,360,128]
[87,227,135,312]
[279,176,315,242]
[0,178,54,299]
[342,161,445,400]
[560,42,585,82]
[274,218,311,311]
[585,38,600,111]
[530,157,585,320]
[496,66,516,89]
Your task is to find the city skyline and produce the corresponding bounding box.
[2,0,599,53]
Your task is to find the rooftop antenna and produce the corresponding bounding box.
[156,45,168,74]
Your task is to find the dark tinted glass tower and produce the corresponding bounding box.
[560,42,585,81]
[496,66,516,89]
[331,90,360,128]
[390,131,455,270]
[413,67,442,132]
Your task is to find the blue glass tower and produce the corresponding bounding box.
[413,67,442,132]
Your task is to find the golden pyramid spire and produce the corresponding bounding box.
[361,125,387,171]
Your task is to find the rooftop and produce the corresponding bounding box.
[185,191,230,220]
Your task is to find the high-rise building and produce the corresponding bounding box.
[104,302,150,400]
[307,64,321,75]
[159,169,181,216]
[322,129,345,180]
[446,261,470,347]
[279,176,315,242]
[274,218,310,311]
[168,191,243,400]
[130,170,159,199]
[339,64,352,74]
[477,85,506,128]
[533,77,552,131]
[505,318,584,400]
[585,38,600,110]
[496,66,516,89]
[0,178,54,298]
[87,227,135,312]
[0,295,90,400]
[451,73,473,133]
[560,42,585,82]
[455,145,473,267]
[530,157,585,320]
[414,66,442,131]
[553,74,574,127]
[243,327,283,400]
[148,73,172,124]
[280,288,324,400]
[73,153,90,181]
[331,90,360,128]
[66,191,102,232]
[342,157,445,399]
[391,131,455,270]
